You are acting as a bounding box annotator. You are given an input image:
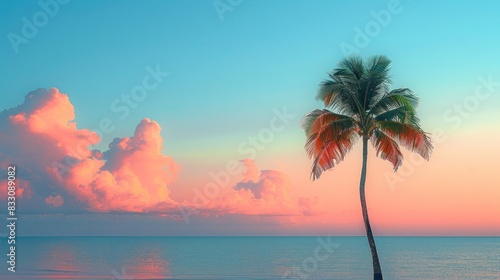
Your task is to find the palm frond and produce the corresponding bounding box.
[375,105,420,127]
[316,80,359,116]
[368,88,418,117]
[359,55,392,110]
[370,130,403,171]
[338,56,365,81]
[302,109,359,180]
[306,128,359,180]
[377,120,433,160]
[301,109,356,136]
[318,56,394,118]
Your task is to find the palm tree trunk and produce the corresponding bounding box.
[360,137,383,280]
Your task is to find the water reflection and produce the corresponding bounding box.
[26,238,172,279]
[4,237,497,279]
[37,240,93,279]
[122,247,171,279]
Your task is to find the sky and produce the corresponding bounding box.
[0,0,499,236]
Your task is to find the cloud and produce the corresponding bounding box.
[0,88,180,213]
[45,194,64,207]
[1,88,99,162]
[201,159,320,217]
[239,158,261,184]
[58,118,180,212]
[0,88,317,219]
[0,177,32,200]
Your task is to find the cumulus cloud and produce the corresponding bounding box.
[45,194,64,207]
[201,159,319,217]
[0,88,180,213]
[0,88,317,219]
[57,118,180,212]
[0,177,32,200]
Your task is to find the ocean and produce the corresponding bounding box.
[0,236,498,279]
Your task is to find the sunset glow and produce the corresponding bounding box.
[1,0,499,238]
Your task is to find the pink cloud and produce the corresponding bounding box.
[200,159,320,217]
[45,194,64,207]
[2,88,99,161]
[240,158,261,183]
[0,88,316,219]
[0,178,32,199]
[59,118,181,212]
[0,88,180,213]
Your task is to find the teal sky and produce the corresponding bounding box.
[1,0,500,235]
[3,1,499,145]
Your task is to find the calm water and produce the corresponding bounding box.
[0,237,498,279]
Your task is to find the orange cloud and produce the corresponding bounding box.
[45,194,64,207]
[58,118,180,212]
[201,159,321,217]
[0,88,315,219]
[0,88,180,213]
[0,178,32,199]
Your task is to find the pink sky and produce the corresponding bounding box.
[0,88,499,235]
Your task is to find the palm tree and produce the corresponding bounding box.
[301,55,432,280]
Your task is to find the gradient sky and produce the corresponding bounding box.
[1,0,499,236]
